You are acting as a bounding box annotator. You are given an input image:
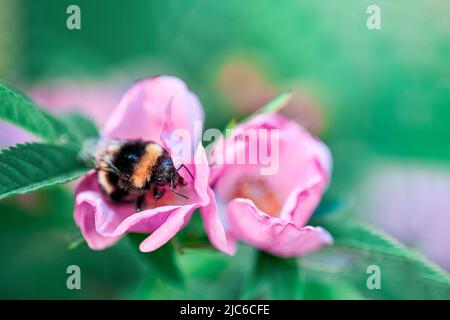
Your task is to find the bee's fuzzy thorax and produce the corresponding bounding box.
[131,143,164,188]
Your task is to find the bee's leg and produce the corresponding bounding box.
[153,185,166,200]
[178,175,187,186]
[170,177,189,200]
[176,164,194,181]
[136,195,146,212]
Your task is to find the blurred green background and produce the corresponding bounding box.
[0,0,449,299]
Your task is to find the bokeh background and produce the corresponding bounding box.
[0,0,449,299]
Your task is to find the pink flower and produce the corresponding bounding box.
[203,113,333,257]
[74,76,223,253]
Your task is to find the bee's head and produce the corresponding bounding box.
[153,157,177,186]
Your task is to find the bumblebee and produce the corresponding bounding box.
[82,138,192,211]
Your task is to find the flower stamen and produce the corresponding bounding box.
[231,176,280,217]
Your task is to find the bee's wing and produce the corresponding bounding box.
[79,138,130,179]
[78,138,100,168]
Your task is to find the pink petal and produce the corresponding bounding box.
[192,143,211,205]
[102,76,204,144]
[74,200,122,250]
[200,188,237,255]
[279,174,327,226]
[227,198,333,257]
[262,113,331,197]
[74,172,135,243]
[138,204,196,252]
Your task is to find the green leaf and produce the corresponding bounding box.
[0,143,89,200]
[67,237,86,251]
[223,92,292,137]
[325,219,450,285]
[0,83,83,144]
[254,92,292,116]
[239,92,292,126]
[128,233,184,288]
[302,278,365,300]
[242,250,300,299]
[309,217,450,299]
[61,112,99,144]
[223,118,237,138]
